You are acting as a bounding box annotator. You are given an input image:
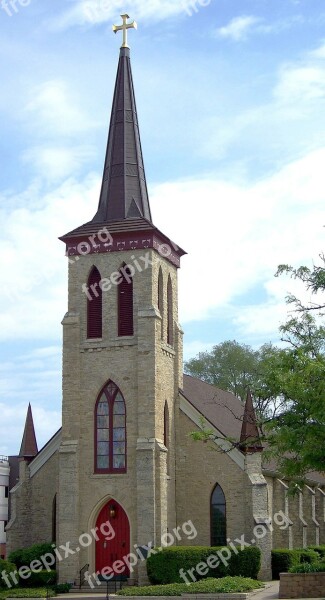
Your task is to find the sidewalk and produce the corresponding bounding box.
[249,581,279,600]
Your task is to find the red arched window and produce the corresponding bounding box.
[167,276,173,346]
[118,264,133,337]
[95,381,126,473]
[158,268,164,339]
[87,266,102,339]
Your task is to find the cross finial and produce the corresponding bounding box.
[112,14,137,49]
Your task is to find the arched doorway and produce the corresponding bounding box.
[95,499,130,578]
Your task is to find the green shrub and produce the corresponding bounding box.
[0,588,51,599]
[289,562,325,574]
[52,582,72,593]
[146,546,261,585]
[227,547,261,579]
[271,549,319,579]
[0,560,18,590]
[8,544,54,571]
[20,570,56,588]
[307,545,325,559]
[117,576,264,596]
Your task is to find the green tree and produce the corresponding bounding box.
[264,256,325,481]
[184,340,260,402]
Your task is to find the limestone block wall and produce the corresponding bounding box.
[265,476,325,549]
[6,453,59,555]
[58,248,182,582]
[175,411,249,545]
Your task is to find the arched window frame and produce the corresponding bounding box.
[94,381,127,474]
[87,266,103,339]
[118,263,134,337]
[210,483,227,546]
[158,268,164,339]
[167,275,173,346]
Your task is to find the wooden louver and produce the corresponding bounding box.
[87,267,102,339]
[118,266,134,336]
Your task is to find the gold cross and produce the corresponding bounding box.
[112,14,137,49]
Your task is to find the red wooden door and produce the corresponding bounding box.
[95,499,130,578]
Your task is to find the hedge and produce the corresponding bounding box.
[8,544,54,570]
[19,570,57,588]
[271,549,319,580]
[288,562,325,574]
[117,577,264,596]
[0,560,18,590]
[307,545,325,559]
[146,546,261,585]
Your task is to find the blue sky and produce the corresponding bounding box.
[0,0,324,455]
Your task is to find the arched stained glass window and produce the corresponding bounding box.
[95,381,126,473]
[211,484,226,546]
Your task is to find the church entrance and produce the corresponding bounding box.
[95,499,130,579]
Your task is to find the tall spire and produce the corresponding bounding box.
[240,390,263,454]
[92,42,152,224]
[19,404,38,461]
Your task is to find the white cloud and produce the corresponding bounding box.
[215,14,305,42]
[24,80,98,137]
[216,15,262,41]
[50,0,187,30]
[274,65,325,104]
[151,147,325,330]
[22,145,96,182]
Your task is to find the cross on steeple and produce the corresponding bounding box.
[112,14,137,48]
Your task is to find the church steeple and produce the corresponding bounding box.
[240,390,263,454]
[92,45,152,224]
[19,404,38,461]
[60,16,185,267]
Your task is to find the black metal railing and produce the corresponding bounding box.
[79,563,89,588]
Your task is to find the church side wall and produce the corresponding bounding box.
[6,452,59,556]
[175,411,248,546]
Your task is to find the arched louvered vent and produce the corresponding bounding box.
[167,275,173,346]
[87,267,102,339]
[118,264,134,337]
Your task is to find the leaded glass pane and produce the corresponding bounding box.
[97,415,109,428]
[114,401,125,415]
[113,428,125,441]
[113,441,125,455]
[97,455,109,469]
[97,442,109,455]
[113,415,125,427]
[97,401,109,416]
[113,455,125,469]
[97,429,109,441]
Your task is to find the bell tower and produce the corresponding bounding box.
[57,16,185,584]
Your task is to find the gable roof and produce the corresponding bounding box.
[181,374,244,440]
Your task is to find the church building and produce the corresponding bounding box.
[6,16,325,585]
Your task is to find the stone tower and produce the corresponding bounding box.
[58,26,185,584]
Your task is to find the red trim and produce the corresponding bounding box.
[63,231,183,268]
[94,381,127,474]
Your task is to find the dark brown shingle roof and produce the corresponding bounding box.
[181,374,244,440]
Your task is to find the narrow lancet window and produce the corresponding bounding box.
[158,268,164,339]
[211,484,226,546]
[118,264,133,336]
[87,266,102,339]
[167,276,173,346]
